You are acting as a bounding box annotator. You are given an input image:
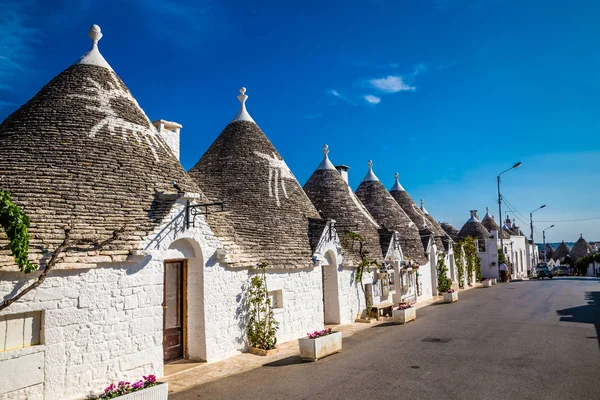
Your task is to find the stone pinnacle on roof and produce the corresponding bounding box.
[317,144,336,170]
[481,206,500,231]
[458,210,491,241]
[232,87,256,123]
[391,172,404,191]
[362,160,379,182]
[467,210,479,222]
[75,24,113,71]
[420,199,429,215]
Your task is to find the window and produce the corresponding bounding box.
[0,311,43,352]
[268,290,283,309]
[478,240,486,252]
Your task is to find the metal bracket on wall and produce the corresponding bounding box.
[185,201,228,229]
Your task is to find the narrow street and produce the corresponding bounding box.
[173,278,600,400]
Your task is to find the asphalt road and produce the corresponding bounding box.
[174,277,600,400]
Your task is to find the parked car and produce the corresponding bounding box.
[556,265,570,276]
[536,266,553,279]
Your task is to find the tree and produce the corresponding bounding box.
[436,253,452,293]
[453,242,465,288]
[343,232,379,320]
[0,189,122,312]
[247,261,279,350]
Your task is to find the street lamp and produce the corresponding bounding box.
[497,162,522,258]
[542,225,555,263]
[530,204,546,266]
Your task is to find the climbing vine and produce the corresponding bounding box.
[453,242,465,288]
[497,247,507,264]
[247,261,279,350]
[0,190,37,273]
[343,232,379,319]
[462,236,478,286]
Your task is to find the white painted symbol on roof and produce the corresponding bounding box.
[254,151,294,207]
[69,73,168,162]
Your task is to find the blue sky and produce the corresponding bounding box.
[1,0,599,243]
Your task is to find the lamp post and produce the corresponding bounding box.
[542,225,555,263]
[497,162,522,259]
[530,204,546,268]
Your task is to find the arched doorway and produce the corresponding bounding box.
[162,238,206,362]
[322,250,341,325]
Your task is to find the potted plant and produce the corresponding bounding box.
[298,328,342,361]
[393,303,416,324]
[88,375,167,399]
[491,278,497,285]
[444,288,458,303]
[247,262,279,356]
[482,278,492,288]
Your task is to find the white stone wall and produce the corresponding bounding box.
[0,261,164,400]
[479,238,499,280]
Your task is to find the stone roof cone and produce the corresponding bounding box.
[388,175,445,252]
[440,222,460,242]
[189,88,321,269]
[303,147,384,264]
[481,207,500,231]
[552,241,571,261]
[571,234,593,261]
[458,210,491,241]
[0,25,203,269]
[355,162,427,264]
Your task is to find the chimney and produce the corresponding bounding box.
[335,164,350,184]
[153,119,182,160]
[504,215,512,229]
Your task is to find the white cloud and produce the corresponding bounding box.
[368,76,416,93]
[364,95,381,104]
[329,89,341,97]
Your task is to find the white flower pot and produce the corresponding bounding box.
[393,307,416,324]
[444,292,458,303]
[483,280,492,288]
[491,278,497,285]
[298,331,342,361]
[115,383,168,400]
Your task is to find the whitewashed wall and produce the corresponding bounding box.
[0,261,164,400]
[478,238,499,280]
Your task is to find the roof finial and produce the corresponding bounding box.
[390,171,404,191]
[420,199,429,214]
[361,160,379,182]
[316,144,335,170]
[486,206,489,213]
[75,24,113,71]
[232,86,256,123]
[88,24,103,46]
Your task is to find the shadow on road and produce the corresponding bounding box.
[551,277,600,282]
[263,356,304,367]
[556,291,600,348]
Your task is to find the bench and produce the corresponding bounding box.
[370,302,394,321]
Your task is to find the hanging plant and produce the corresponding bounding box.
[342,232,379,319]
[453,242,465,288]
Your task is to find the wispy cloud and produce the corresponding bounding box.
[364,95,381,104]
[327,89,356,105]
[367,76,416,93]
[0,1,41,92]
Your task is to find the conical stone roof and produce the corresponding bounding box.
[552,241,571,261]
[0,25,203,270]
[571,235,593,261]
[189,88,321,269]
[481,207,500,231]
[458,210,491,241]
[440,222,460,242]
[419,199,453,252]
[389,173,435,238]
[541,244,554,260]
[303,148,384,264]
[355,162,427,265]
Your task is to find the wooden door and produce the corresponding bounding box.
[163,261,185,362]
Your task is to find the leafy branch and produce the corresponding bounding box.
[0,189,124,312]
[342,232,379,319]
